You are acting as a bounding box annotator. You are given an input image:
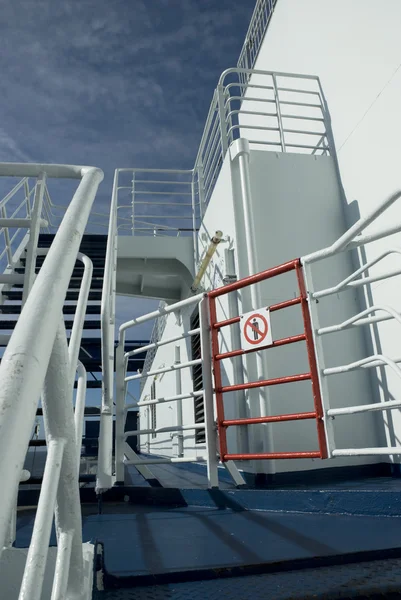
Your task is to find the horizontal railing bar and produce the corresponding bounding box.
[133,180,192,185]
[285,143,330,150]
[222,411,316,427]
[118,168,193,174]
[215,334,306,361]
[209,259,299,298]
[219,372,311,393]
[226,109,278,119]
[137,390,204,407]
[281,113,325,122]
[0,178,29,211]
[125,423,205,437]
[224,451,321,460]
[228,124,280,135]
[225,95,276,105]
[125,456,208,465]
[283,128,326,136]
[332,448,401,456]
[119,292,203,335]
[132,215,193,220]
[323,354,401,379]
[327,399,401,416]
[134,201,193,206]
[315,267,401,299]
[225,82,275,91]
[0,218,47,228]
[126,328,200,357]
[276,86,321,96]
[318,313,394,335]
[248,140,284,146]
[125,358,202,382]
[280,100,323,108]
[134,191,193,196]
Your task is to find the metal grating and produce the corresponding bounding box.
[190,310,205,444]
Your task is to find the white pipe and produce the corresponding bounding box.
[74,362,87,473]
[126,423,205,438]
[19,438,65,600]
[125,327,200,358]
[68,254,93,384]
[224,248,250,455]
[175,346,184,457]
[119,292,204,340]
[328,399,401,416]
[230,138,274,467]
[313,248,401,299]
[125,358,202,382]
[50,531,73,600]
[323,354,401,380]
[318,305,401,336]
[333,448,401,456]
[0,163,103,556]
[41,318,86,599]
[137,390,204,407]
[303,190,401,263]
[125,455,208,465]
[0,217,48,228]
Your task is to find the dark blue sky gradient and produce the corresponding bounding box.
[0,0,255,204]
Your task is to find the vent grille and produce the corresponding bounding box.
[191,310,205,444]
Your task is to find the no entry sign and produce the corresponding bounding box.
[240,307,272,351]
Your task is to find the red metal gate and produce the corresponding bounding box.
[208,258,328,462]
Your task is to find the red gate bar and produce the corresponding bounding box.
[295,263,328,459]
[222,411,317,427]
[209,258,300,298]
[219,372,311,394]
[213,296,302,330]
[224,451,322,461]
[208,257,328,462]
[215,333,306,361]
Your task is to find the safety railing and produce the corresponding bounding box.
[193,68,332,210]
[0,163,103,600]
[302,189,401,459]
[115,294,247,488]
[237,0,278,82]
[208,259,327,462]
[115,293,221,487]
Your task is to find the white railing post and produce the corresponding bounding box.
[19,438,66,600]
[99,169,119,492]
[40,318,86,600]
[115,341,126,483]
[217,84,229,157]
[131,171,135,235]
[199,296,219,488]
[68,253,93,382]
[74,362,87,473]
[175,345,184,457]
[22,171,46,304]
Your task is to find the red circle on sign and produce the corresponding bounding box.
[244,313,268,345]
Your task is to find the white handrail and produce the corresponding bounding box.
[97,169,118,492]
[303,190,401,263]
[0,163,103,583]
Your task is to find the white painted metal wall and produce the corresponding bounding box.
[196,148,384,474]
[245,0,401,461]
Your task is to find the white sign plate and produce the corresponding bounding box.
[240,307,273,351]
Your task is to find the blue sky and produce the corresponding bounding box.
[0,0,255,207]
